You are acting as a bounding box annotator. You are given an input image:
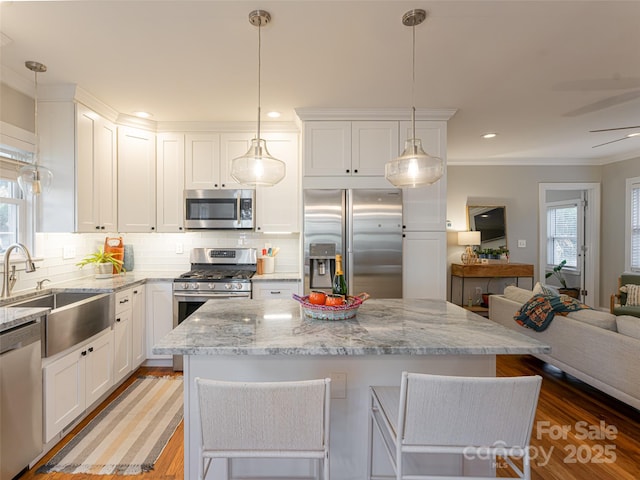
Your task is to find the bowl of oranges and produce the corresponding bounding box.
[292,292,370,320]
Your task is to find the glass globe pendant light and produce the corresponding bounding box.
[231,10,285,187]
[385,9,443,188]
[18,61,53,196]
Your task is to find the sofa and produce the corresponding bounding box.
[489,285,640,410]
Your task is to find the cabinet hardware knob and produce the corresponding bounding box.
[346,169,350,173]
[179,227,183,230]
[133,290,138,294]
[354,169,358,173]
[402,234,406,238]
[214,184,218,188]
[116,317,121,322]
[221,184,226,187]
[81,350,87,356]
[95,226,100,230]
[151,227,155,230]
[101,226,105,230]
[88,347,94,353]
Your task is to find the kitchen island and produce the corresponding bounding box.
[154,298,549,480]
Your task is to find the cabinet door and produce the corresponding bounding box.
[43,347,86,442]
[85,330,114,406]
[185,133,221,189]
[118,126,157,232]
[146,282,173,360]
[402,231,447,300]
[400,121,447,231]
[113,309,132,384]
[252,281,300,299]
[76,105,99,232]
[255,132,300,233]
[96,118,118,232]
[131,286,146,368]
[303,121,351,176]
[352,121,399,176]
[156,133,185,233]
[220,132,255,189]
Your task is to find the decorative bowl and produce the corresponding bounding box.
[292,293,370,321]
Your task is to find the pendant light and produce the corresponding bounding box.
[385,9,443,188]
[231,10,285,187]
[18,61,53,196]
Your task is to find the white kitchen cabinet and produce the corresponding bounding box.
[185,132,246,190]
[252,280,300,299]
[255,132,300,233]
[146,281,173,361]
[400,121,447,232]
[113,289,133,383]
[156,133,185,233]
[402,231,447,300]
[76,104,118,232]
[131,286,146,368]
[43,328,113,443]
[303,121,398,177]
[118,126,156,232]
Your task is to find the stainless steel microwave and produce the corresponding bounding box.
[184,189,255,230]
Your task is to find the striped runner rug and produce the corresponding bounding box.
[38,375,183,475]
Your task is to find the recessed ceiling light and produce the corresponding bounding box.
[481,133,498,139]
[627,132,640,138]
[267,111,281,119]
[133,111,153,119]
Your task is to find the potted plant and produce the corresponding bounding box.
[545,260,579,298]
[76,247,125,278]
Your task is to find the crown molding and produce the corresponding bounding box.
[156,120,299,133]
[295,107,457,122]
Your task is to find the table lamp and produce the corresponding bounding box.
[458,231,481,265]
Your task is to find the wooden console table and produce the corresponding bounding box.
[451,263,535,314]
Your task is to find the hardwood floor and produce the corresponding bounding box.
[21,357,639,479]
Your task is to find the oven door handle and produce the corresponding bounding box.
[174,293,250,300]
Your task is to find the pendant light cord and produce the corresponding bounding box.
[256,17,262,141]
[34,70,40,166]
[411,19,416,142]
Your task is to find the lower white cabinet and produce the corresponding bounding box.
[252,281,300,299]
[402,232,447,300]
[146,282,173,360]
[113,289,133,384]
[43,328,113,443]
[132,286,146,368]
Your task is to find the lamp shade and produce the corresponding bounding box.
[18,164,53,196]
[458,231,481,246]
[230,138,286,186]
[385,138,444,188]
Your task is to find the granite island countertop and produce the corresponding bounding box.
[153,298,550,356]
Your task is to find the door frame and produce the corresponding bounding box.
[539,183,601,307]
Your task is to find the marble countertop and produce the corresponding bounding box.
[0,307,49,332]
[153,298,550,356]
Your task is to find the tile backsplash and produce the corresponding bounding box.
[5,231,300,294]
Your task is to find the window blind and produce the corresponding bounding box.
[632,183,640,271]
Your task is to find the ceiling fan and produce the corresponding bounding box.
[590,125,640,148]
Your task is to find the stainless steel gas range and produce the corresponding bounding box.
[172,247,257,370]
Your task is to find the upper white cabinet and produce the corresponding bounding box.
[303,121,398,177]
[185,133,249,190]
[255,132,300,233]
[76,104,117,232]
[400,120,447,232]
[156,133,185,233]
[118,126,156,232]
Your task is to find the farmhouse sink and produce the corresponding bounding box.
[8,291,114,357]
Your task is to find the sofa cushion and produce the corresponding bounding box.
[504,285,535,305]
[566,309,617,331]
[612,305,640,318]
[616,315,640,340]
[620,284,640,306]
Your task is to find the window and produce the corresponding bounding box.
[627,177,640,272]
[0,158,31,254]
[547,202,579,269]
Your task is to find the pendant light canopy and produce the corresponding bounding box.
[231,10,286,187]
[18,61,53,196]
[385,9,443,188]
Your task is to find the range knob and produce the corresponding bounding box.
[234,283,243,290]
[191,283,199,290]
[181,283,190,290]
[224,283,232,290]
[208,283,216,290]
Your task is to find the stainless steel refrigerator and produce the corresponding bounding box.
[303,189,403,298]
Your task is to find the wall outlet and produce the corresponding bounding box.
[330,372,347,399]
[518,239,527,248]
[63,245,76,259]
[175,243,184,254]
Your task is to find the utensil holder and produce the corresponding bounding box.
[262,256,275,274]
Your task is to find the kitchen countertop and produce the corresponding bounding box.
[153,298,550,356]
[0,271,301,333]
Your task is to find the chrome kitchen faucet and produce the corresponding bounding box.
[2,243,36,298]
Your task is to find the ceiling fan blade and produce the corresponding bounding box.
[592,137,629,148]
[590,126,640,133]
[564,90,640,117]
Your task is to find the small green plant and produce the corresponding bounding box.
[76,247,125,273]
[545,259,567,288]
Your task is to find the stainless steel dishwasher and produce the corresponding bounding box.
[0,319,43,480]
